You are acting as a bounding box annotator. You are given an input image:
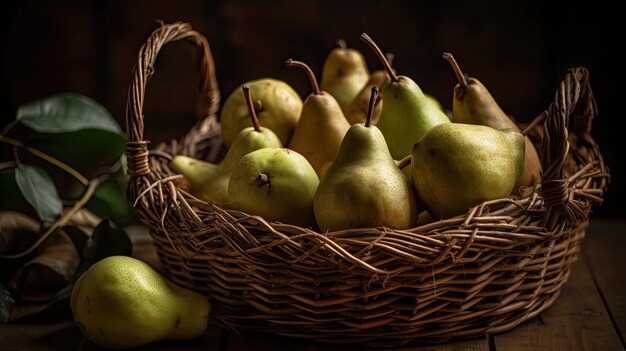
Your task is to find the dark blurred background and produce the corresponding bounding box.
[1,0,621,218]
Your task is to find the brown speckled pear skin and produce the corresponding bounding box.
[345,69,388,125]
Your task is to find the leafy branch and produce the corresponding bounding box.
[0,91,135,323]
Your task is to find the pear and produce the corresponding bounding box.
[314,87,417,231]
[412,123,525,219]
[443,53,542,189]
[171,86,282,203]
[71,256,211,350]
[169,156,216,194]
[344,53,394,125]
[320,39,369,114]
[360,33,450,160]
[228,148,319,227]
[286,59,351,175]
[220,78,302,146]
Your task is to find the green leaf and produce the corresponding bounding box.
[77,219,132,276]
[16,93,121,134]
[1,283,15,323]
[0,171,30,213]
[14,165,62,222]
[26,130,125,172]
[86,179,134,226]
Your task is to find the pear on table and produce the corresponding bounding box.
[314,87,417,231]
[411,123,525,219]
[360,33,450,161]
[321,39,369,114]
[170,86,282,203]
[286,59,350,175]
[220,78,302,146]
[71,256,211,350]
[443,52,542,190]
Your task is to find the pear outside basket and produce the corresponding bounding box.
[125,22,609,347]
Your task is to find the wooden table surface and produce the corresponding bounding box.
[1,219,625,351]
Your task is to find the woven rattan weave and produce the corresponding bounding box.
[125,22,608,346]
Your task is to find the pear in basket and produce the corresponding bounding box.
[443,52,542,191]
[360,33,449,161]
[314,87,417,232]
[320,39,369,114]
[411,123,525,219]
[71,256,211,349]
[220,78,302,146]
[344,52,393,125]
[286,59,350,176]
[170,86,282,203]
[228,148,319,227]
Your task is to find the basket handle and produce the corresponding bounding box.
[124,22,220,177]
[540,67,596,223]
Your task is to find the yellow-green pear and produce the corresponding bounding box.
[171,86,282,203]
[361,33,450,160]
[286,59,351,175]
[344,53,394,125]
[443,53,542,190]
[228,148,319,227]
[320,40,369,114]
[169,156,216,195]
[220,78,302,146]
[412,123,525,219]
[314,88,417,231]
[71,256,211,350]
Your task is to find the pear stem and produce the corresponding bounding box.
[365,87,379,128]
[442,52,468,88]
[256,173,269,186]
[360,33,398,82]
[385,52,395,68]
[337,39,347,49]
[286,59,321,95]
[242,85,261,132]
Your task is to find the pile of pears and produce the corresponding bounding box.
[171,34,541,231]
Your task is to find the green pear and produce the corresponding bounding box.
[425,94,443,111]
[412,123,525,219]
[171,86,282,203]
[71,256,211,350]
[228,148,319,227]
[344,53,394,125]
[320,39,369,114]
[286,59,351,175]
[361,33,450,160]
[220,78,302,146]
[314,88,417,231]
[169,156,217,195]
[443,52,542,190]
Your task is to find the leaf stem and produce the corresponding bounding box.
[1,120,18,136]
[0,178,100,259]
[0,134,89,186]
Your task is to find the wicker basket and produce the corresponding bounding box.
[125,22,609,347]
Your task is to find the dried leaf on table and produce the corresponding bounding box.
[9,230,80,303]
[0,211,40,255]
[0,212,40,281]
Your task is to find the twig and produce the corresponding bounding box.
[0,134,89,185]
[0,178,100,259]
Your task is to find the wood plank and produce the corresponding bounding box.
[0,321,223,351]
[226,331,488,351]
[582,219,626,345]
[492,247,623,350]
